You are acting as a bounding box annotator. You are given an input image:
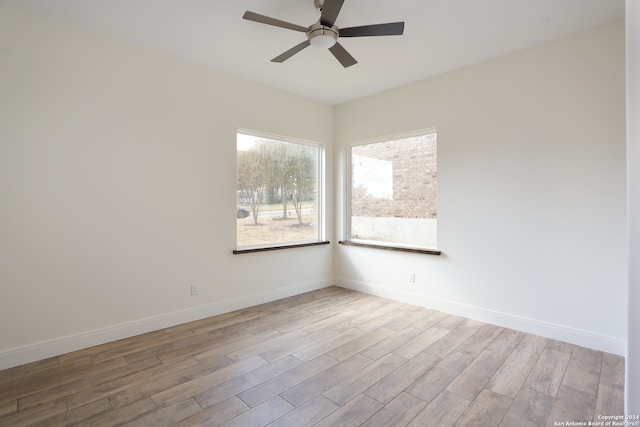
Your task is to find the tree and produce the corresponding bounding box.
[287,145,316,225]
[258,140,290,219]
[237,149,267,225]
[238,139,317,226]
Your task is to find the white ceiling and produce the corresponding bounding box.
[6,0,624,105]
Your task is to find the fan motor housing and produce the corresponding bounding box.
[307,22,339,48]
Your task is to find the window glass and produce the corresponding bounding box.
[237,132,321,249]
[349,132,437,249]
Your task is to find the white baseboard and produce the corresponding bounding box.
[0,279,332,371]
[336,278,626,356]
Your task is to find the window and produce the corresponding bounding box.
[345,131,438,253]
[236,131,324,252]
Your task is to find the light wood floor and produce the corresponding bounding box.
[0,286,625,426]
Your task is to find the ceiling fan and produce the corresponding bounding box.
[242,0,405,68]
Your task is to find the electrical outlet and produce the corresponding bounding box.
[191,283,200,296]
[408,272,416,283]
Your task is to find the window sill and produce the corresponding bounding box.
[233,241,330,254]
[338,240,441,256]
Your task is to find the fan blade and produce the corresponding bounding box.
[243,11,308,32]
[320,0,344,27]
[271,40,311,63]
[340,22,405,37]
[329,42,357,68]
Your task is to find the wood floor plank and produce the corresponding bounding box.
[256,309,336,334]
[364,351,440,405]
[454,389,512,427]
[0,356,94,402]
[424,325,477,358]
[16,356,129,411]
[90,330,174,364]
[500,387,554,427]
[218,395,294,427]
[66,356,200,410]
[0,397,67,427]
[486,348,539,399]
[162,310,253,336]
[457,324,504,357]
[188,311,268,336]
[410,310,451,331]
[325,327,395,361]
[486,329,526,355]
[350,310,403,333]
[406,351,475,404]
[408,390,470,427]
[595,353,625,417]
[282,295,344,315]
[224,328,309,361]
[359,326,423,360]
[545,339,578,355]
[0,399,17,418]
[242,309,304,333]
[293,328,366,362]
[436,314,469,330]
[238,355,338,408]
[517,334,549,356]
[300,309,362,333]
[81,397,158,427]
[0,287,625,427]
[447,349,507,401]
[150,355,270,408]
[561,346,603,396]
[280,353,374,407]
[546,385,596,426]
[123,331,223,364]
[212,311,296,336]
[171,396,249,427]
[0,357,59,384]
[382,305,433,331]
[329,306,400,333]
[524,348,571,397]
[595,383,625,420]
[322,353,408,406]
[258,328,340,362]
[340,295,392,314]
[361,392,427,426]
[108,355,233,410]
[37,397,113,427]
[266,395,339,427]
[157,329,254,363]
[193,356,305,409]
[125,397,203,427]
[313,394,383,427]
[192,328,284,363]
[393,326,451,359]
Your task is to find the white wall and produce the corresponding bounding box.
[0,6,334,368]
[334,20,627,355]
[626,0,640,415]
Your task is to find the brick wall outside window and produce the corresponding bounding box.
[351,133,437,220]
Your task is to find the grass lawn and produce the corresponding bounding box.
[236,204,316,247]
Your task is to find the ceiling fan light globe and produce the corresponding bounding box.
[310,34,337,48]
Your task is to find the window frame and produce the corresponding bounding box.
[342,129,441,255]
[234,129,327,253]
